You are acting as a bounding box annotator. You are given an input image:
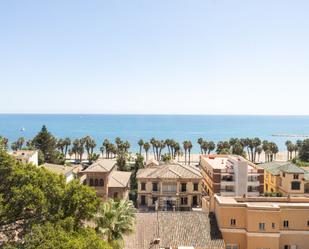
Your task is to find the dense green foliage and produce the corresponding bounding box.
[0,136,9,151]
[4,218,111,249]
[31,125,64,164]
[0,150,104,248]
[0,150,136,249]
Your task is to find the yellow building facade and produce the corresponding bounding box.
[260,162,309,196]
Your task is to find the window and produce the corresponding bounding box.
[89,178,94,186]
[181,183,187,192]
[152,197,158,205]
[283,172,286,177]
[283,220,289,228]
[141,182,146,191]
[113,192,118,199]
[181,197,188,205]
[194,183,199,191]
[259,223,265,231]
[284,246,290,249]
[99,179,104,186]
[152,182,158,192]
[230,219,236,226]
[293,174,299,179]
[291,181,300,190]
[94,179,98,186]
[272,223,275,229]
[248,186,253,192]
[307,220,309,227]
[162,183,177,193]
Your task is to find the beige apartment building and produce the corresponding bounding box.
[259,161,309,196]
[136,161,202,210]
[78,159,131,200]
[213,194,309,249]
[200,155,264,197]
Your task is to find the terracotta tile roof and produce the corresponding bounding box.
[124,212,224,249]
[259,161,306,175]
[83,159,116,173]
[145,158,159,166]
[109,171,132,188]
[136,162,202,180]
[42,163,75,175]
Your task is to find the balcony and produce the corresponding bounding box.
[162,190,177,194]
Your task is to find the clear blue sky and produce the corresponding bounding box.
[1,0,309,114]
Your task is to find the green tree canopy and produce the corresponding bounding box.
[32,125,63,164]
[3,218,111,249]
[0,150,100,241]
[298,139,309,162]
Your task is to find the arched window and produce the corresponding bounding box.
[89,178,94,186]
[99,179,104,186]
[95,179,98,186]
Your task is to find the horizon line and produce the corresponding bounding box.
[1,112,309,116]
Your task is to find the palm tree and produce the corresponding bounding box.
[216,141,230,154]
[183,140,192,164]
[63,137,71,157]
[183,141,189,164]
[115,137,122,150]
[138,139,144,155]
[285,140,292,160]
[269,142,279,161]
[256,146,262,162]
[99,146,104,157]
[252,137,261,162]
[187,141,193,165]
[68,149,73,159]
[201,141,208,154]
[296,140,303,156]
[173,142,181,160]
[72,139,80,161]
[143,142,150,161]
[262,140,270,162]
[96,199,135,245]
[207,141,215,154]
[150,138,157,159]
[103,139,110,158]
[197,138,204,154]
[56,138,65,155]
[158,140,165,161]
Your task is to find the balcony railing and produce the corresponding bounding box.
[162,190,177,194]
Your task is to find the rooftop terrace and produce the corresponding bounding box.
[215,195,309,209]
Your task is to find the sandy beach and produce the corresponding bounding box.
[67,150,290,165]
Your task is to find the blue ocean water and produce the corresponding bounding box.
[1,114,309,152]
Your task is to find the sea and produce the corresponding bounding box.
[1,114,309,152]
